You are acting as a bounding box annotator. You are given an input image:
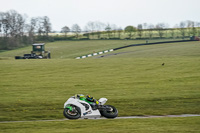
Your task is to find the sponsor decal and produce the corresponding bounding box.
[83,110,92,115]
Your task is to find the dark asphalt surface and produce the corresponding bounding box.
[1,114,200,123]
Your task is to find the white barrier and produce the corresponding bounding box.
[76,49,114,59]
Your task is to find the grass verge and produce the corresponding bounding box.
[0,40,199,122]
[0,117,200,133]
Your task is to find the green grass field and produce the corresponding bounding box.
[1,117,200,133]
[0,40,200,132]
[100,41,200,58]
[0,40,145,59]
[0,39,184,59]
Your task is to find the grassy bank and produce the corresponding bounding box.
[0,57,200,121]
[0,40,199,122]
[0,39,185,59]
[101,41,200,58]
[0,117,200,133]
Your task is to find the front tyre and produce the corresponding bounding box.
[100,105,118,118]
[63,106,81,119]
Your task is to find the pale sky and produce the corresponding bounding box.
[0,0,199,31]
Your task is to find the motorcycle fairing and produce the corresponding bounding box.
[64,97,101,118]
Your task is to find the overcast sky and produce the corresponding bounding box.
[0,0,199,31]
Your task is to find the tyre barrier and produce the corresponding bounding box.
[76,49,114,59]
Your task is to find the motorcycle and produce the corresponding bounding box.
[63,95,118,119]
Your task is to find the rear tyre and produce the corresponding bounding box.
[100,105,118,118]
[63,106,81,119]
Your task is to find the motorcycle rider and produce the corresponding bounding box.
[77,94,99,109]
[86,94,99,105]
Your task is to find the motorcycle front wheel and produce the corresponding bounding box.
[100,105,118,118]
[63,106,81,119]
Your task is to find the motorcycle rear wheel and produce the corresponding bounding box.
[63,106,81,119]
[100,105,118,118]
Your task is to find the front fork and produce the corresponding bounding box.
[65,105,73,111]
[99,105,113,111]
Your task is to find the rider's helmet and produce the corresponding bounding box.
[79,94,84,98]
[77,94,84,99]
[86,94,94,102]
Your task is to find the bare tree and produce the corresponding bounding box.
[0,10,26,49]
[197,22,200,36]
[85,21,96,39]
[105,24,112,39]
[0,10,53,49]
[33,16,52,39]
[137,24,143,38]
[143,23,148,38]
[116,27,123,39]
[155,23,166,38]
[143,23,147,29]
[186,20,196,36]
[169,28,175,39]
[35,17,44,36]
[26,17,38,43]
[147,24,154,39]
[0,12,9,38]
[0,12,9,49]
[42,16,51,37]
[110,24,118,38]
[179,21,187,39]
[61,26,70,38]
[84,21,106,39]
[95,21,105,39]
[86,21,96,31]
[95,21,105,31]
[71,24,81,39]
[2,10,26,37]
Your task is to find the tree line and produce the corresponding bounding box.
[1,10,200,50]
[0,10,52,50]
[61,21,200,40]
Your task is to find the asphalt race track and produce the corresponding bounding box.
[1,114,200,123]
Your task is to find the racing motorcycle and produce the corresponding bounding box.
[63,95,118,119]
